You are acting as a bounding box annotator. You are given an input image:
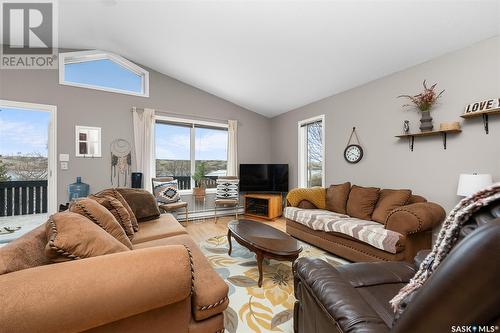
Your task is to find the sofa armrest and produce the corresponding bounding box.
[385,202,445,235]
[116,188,161,222]
[0,245,192,333]
[294,257,390,333]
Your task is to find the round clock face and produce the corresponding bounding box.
[344,144,363,164]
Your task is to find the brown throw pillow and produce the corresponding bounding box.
[346,185,380,220]
[326,182,351,214]
[116,188,161,222]
[89,195,135,240]
[95,188,139,232]
[45,212,129,263]
[0,224,50,275]
[372,189,412,223]
[69,198,133,249]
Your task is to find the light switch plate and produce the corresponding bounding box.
[59,154,70,162]
[60,161,69,170]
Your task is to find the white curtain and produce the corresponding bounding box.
[227,120,238,177]
[132,108,155,192]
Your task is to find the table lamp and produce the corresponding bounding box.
[456,173,493,197]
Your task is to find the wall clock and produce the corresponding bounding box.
[344,144,363,163]
[344,127,364,164]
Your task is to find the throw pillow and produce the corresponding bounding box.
[45,212,129,263]
[346,185,380,220]
[69,198,133,249]
[89,195,135,240]
[0,224,51,275]
[153,180,181,204]
[372,189,412,223]
[115,188,161,222]
[95,188,139,232]
[216,178,239,199]
[326,182,351,214]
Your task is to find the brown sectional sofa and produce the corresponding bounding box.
[285,183,446,262]
[0,188,228,333]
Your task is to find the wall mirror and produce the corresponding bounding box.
[75,126,101,157]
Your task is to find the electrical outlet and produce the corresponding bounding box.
[61,161,69,170]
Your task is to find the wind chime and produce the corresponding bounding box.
[110,139,132,187]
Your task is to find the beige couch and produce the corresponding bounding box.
[0,189,228,333]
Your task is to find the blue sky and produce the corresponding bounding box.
[155,124,228,161]
[0,107,50,157]
[65,59,143,93]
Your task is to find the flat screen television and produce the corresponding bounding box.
[239,164,289,192]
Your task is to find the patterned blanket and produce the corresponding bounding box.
[286,187,326,209]
[284,207,403,254]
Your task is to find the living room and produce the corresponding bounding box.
[0,1,499,333]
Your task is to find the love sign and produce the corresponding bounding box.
[464,98,500,114]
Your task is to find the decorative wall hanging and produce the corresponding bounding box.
[75,126,102,158]
[461,98,500,134]
[398,80,445,132]
[110,139,132,187]
[344,127,363,164]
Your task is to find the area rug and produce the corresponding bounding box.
[200,235,349,333]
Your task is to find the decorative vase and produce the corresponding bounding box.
[403,120,410,134]
[419,111,433,132]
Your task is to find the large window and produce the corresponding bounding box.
[298,115,325,188]
[155,117,228,191]
[59,50,149,97]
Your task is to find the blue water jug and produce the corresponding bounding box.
[68,177,89,201]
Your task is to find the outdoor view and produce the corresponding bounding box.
[0,107,50,217]
[306,121,323,187]
[155,123,228,190]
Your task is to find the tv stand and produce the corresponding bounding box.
[243,193,283,220]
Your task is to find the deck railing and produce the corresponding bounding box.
[0,180,48,216]
[157,176,218,190]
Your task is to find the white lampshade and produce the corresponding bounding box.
[457,173,493,197]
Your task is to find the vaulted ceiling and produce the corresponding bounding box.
[59,0,500,117]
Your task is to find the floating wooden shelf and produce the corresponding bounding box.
[460,108,500,134]
[395,129,462,151]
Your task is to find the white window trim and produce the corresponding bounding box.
[155,115,229,195]
[0,99,58,215]
[59,50,150,97]
[298,114,325,188]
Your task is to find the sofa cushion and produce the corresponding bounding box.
[116,188,161,222]
[45,212,129,262]
[69,198,133,249]
[132,214,187,244]
[346,185,380,220]
[96,188,139,232]
[133,234,229,321]
[372,189,412,224]
[326,182,351,214]
[0,224,50,275]
[90,195,135,240]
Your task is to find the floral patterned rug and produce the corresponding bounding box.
[200,234,349,333]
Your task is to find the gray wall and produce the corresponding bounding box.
[271,37,500,212]
[0,53,272,206]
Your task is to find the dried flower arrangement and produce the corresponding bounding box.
[398,80,445,112]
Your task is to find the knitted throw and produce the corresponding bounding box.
[286,187,326,209]
[390,183,500,314]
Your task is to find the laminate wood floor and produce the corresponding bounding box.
[184,215,286,243]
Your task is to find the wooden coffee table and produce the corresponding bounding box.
[227,219,302,287]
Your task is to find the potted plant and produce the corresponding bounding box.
[398,80,444,132]
[192,162,207,197]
